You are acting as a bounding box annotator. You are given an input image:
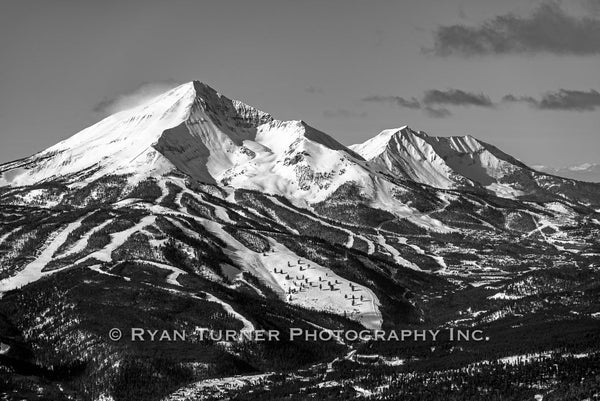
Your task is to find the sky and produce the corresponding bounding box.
[0,0,599,168]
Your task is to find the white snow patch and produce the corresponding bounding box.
[156,178,170,204]
[488,292,524,300]
[0,343,10,355]
[382,357,405,366]
[168,373,271,399]
[88,264,131,281]
[497,352,551,365]
[0,227,20,245]
[430,255,447,272]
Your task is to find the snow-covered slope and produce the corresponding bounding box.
[0,83,198,186]
[351,127,531,198]
[0,82,373,203]
[0,82,279,186]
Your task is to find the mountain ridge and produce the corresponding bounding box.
[3,80,598,209]
[350,126,529,195]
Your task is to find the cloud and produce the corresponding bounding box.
[501,94,538,105]
[364,86,600,116]
[423,89,493,107]
[424,107,452,118]
[93,80,181,116]
[362,95,421,109]
[323,109,367,118]
[429,2,600,56]
[362,88,494,118]
[503,89,600,111]
[305,86,324,95]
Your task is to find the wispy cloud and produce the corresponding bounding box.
[503,89,600,111]
[305,86,324,95]
[362,95,421,109]
[423,89,493,107]
[424,107,452,118]
[501,94,538,105]
[93,80,180,116]
[362,88,493,118]
[323,109,367,118]
[429,2,600,56]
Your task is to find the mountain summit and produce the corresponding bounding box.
[0,82,370,203]
[350,126,529,198]
[2,81,600,209]
[0,82,271,186]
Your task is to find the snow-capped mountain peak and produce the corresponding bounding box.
[350,126,532,197]
[0,82,197,186]
[348,126,409,160]
[0,81,366,203]
[0,81,276,187]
